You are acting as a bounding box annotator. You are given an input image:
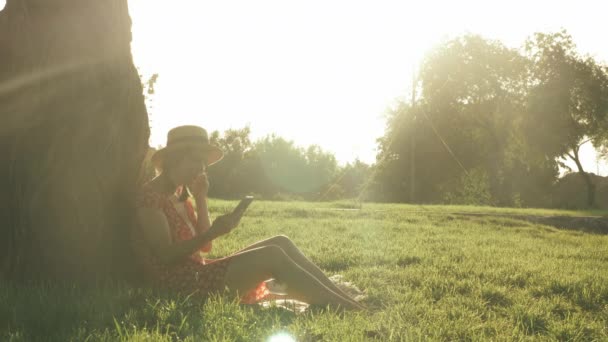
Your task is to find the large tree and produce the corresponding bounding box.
[524,31,608,207]
[374,35,557,205]
[373,34,567,206]
[0,1,149,282]
[419,35,531,205]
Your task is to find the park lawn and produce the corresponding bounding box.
[2,200,608,341]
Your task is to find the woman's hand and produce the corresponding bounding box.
[209,213,240,239]
[188,172,209,199]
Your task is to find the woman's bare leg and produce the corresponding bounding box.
[236,235,363,305]
[222,245,360,310]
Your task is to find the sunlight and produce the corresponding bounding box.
[127,0,446,163]
[267,332,296,342]
[127,0,607,168]
[4,1,608,340]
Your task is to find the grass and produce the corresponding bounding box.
[2,200,608,341]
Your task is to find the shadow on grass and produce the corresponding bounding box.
[1,282,155,341]
[0,282,301,342]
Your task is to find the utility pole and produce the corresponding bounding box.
[410,68,416,203]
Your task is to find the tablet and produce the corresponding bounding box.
[232,196,254,219]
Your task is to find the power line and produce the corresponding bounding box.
[420,108,469,175]
[319,68,469,204]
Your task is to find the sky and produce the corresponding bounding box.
[1,0,607,173]
[125,0,608,172]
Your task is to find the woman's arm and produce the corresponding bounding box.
[188,173,212,235]
[137,207,217,264]
[193,195,212,235]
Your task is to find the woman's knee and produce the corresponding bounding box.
[270,235,296,251]
[254,245,289,269]
[227,245,289,280]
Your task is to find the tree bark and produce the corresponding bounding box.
[0,0,149,282]
[569,146,596,208]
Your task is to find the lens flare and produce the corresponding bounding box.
[267,332,296,342]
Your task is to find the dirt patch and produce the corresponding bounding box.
[455,212,608,234]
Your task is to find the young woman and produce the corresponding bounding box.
[133,125,363,310]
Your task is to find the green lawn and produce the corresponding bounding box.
[2,201,608,341]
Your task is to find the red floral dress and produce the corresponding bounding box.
[132,184,269,302]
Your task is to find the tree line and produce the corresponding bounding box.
[143,127,373,202]
[144,31,608,209]
[373,31,608,208]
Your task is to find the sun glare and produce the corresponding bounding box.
[267,332,296,342]
[128,0,608,170]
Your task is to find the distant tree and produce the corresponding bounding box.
[373,34,566,206]
[336,159,372,199]
[206,130,341,200]
[524,31,608,207]
[420,35,537,205]
[442,168,492,205]
[139,73,160,184]
[304,145,340,199]
[251,135,338,199]
[374,35,552,205]
[207,126,254,198]
[143,72,159,133]
[372,102,419,202]
[552,172,608,209]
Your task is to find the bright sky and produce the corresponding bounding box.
[1,0,607,173]
[126,0,608,172]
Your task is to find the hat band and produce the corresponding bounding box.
[167,136,210,146]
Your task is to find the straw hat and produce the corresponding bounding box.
[151,125,223,170]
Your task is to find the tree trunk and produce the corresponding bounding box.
[0,0,149,282]
[570,147,596,208]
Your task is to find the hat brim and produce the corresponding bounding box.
[150,143,224,171]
